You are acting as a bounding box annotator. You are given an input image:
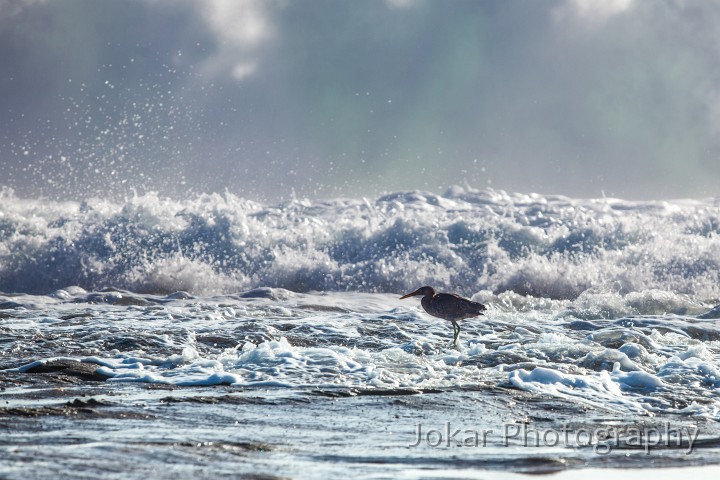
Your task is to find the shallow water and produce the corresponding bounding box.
[1,288,720,478]
[1,188,720,477]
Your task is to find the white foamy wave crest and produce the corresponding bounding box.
[1,186,719,304]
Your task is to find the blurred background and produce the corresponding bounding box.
[1,0,719,202]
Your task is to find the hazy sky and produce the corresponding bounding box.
[1,0,719,201]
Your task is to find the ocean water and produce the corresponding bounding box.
[1,186,720,478]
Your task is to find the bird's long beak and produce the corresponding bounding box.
[399,289,422,299]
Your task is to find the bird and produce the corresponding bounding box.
[400,286,486,348]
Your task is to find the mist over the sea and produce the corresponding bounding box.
[2,0,719,202]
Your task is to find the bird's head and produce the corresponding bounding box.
[399,286,435,299]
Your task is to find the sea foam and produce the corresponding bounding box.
[1,187,719,309]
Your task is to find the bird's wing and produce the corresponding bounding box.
[431,294,487,317]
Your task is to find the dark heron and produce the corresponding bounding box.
[400,286,486,348]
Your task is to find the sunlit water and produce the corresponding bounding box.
[1,187,720,477]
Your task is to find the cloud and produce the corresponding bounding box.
[554,0,635,27]
[0,0,46,22]
[385,0,418,9]
[186,0,277,80]
[0,0,45,13]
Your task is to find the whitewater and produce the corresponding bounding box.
[1,186,720,478]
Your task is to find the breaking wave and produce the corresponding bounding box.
[1,186,719,304]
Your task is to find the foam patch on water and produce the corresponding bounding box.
[3,287,719,419]
[82,337,494,390]
[508,366,663,414]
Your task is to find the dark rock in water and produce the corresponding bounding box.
[0,406,99,418]
[79,291,151,306]
[0,300,25,310]
[0,396,152,420]
[698,305,720,319]
[165,291,194,300]
[565,320,602,331]
[22,359,111,382]
[685,325,720,341]
[463,351,535,368]
[66,398,113,408]
[310,387,444,398]
[237,287,291,300]
[59,312,94,321]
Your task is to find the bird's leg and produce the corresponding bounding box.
[451,320,460,349]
